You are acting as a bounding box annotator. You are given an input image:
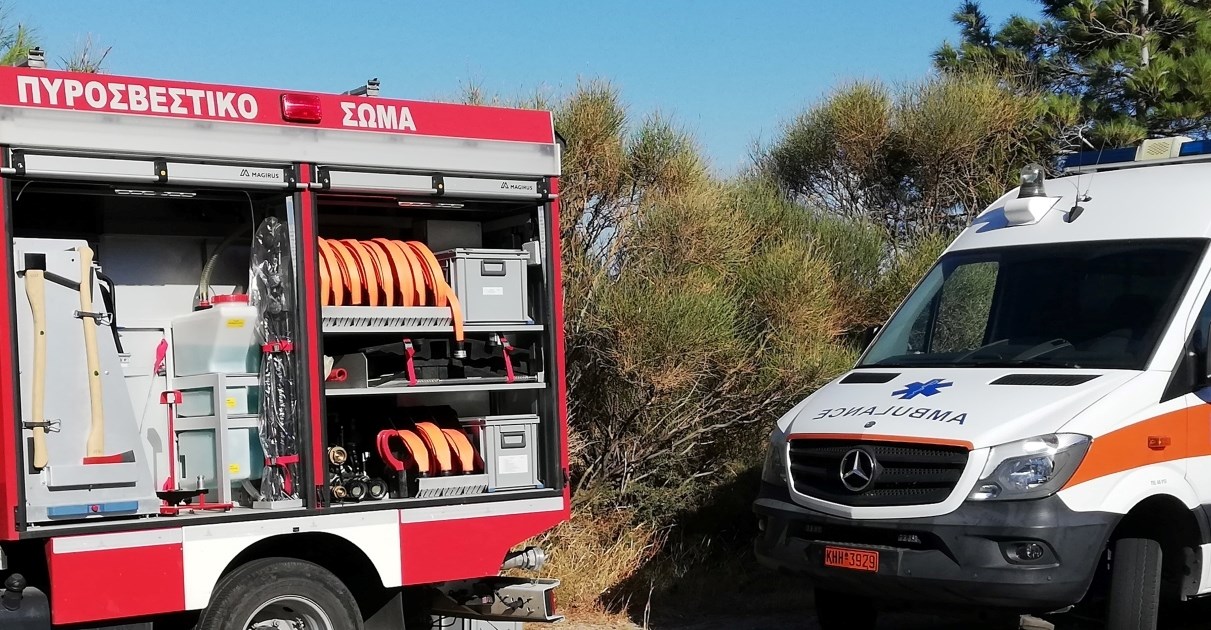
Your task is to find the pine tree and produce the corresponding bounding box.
[937,0,1211,144]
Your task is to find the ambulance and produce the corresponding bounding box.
[754,136,1211,630]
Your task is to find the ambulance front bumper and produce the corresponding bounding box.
[753,482,1116,612]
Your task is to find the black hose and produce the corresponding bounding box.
[94,269,124,354]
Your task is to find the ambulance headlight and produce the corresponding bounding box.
[762,428,790,485]
[968,434,1090,501]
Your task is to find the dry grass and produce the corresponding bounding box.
[527,522,813,627]
[514,510,665,618]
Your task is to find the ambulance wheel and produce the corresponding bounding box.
[1105,538,1162,630]
[814,588,877,630]
[196,557,363,630]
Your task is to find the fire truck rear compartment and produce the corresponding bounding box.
[7,178,559,529]
[314,193,556,507]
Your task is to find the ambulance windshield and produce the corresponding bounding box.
[860,239,1205,370]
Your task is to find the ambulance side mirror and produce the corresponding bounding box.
[859,325,881,350]
[1202,324,1211,385]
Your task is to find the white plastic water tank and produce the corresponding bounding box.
[171,295,260,377]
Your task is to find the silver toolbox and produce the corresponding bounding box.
[461,414,541,492]
[437,248,530,324]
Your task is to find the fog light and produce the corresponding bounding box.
[897,533,921,545]
[1015,542,1045,561]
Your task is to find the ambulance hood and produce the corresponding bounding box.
[783,368,1140,448]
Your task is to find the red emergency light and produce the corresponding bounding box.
[280,93,322,124]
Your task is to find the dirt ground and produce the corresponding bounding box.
[560,613,1053,630]
[560,609,1211,629]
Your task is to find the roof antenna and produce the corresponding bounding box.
[1066,126,1099,223]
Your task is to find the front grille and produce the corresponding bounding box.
[788,439,969,506]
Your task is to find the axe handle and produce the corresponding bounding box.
[24,270,47,469]
[78,246,106,458]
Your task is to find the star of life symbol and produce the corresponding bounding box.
[892,378,953,399]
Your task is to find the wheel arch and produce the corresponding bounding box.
[1109,493,1206,599]
[218,532,391,612]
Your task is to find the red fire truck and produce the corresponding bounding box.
[0,49,568,629]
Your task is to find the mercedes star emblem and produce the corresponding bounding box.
[839,448,876,492]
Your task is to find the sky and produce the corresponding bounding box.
[19,1,1041,174]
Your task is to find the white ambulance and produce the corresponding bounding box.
[755,136,1211,630]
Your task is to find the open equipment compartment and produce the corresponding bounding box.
[8,160,308,527]
[314,172,559,507]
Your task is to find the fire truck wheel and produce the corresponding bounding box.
[196,557,363,630]
[813,588,876,630]
[1105,538,1162,630]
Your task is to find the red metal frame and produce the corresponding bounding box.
[0,173,16,540]
[549,178,571,477]
[297,165,327,502]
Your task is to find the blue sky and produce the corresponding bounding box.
[19,1,1040,173]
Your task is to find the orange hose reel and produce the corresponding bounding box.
[317,237,465,349]
[317,238,344,306]
[376,428,431,476]
[414,421,453,475]
[441,428,478,473]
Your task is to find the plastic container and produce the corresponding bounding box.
[460,414,541,491]
[436,249,530,324]
[177,427,264,489]
[177,385,260,417]
[171,294,260,377]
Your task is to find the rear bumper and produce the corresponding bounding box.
[753,482,1117,612]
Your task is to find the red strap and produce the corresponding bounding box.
[159,390,182,405]
[264,455,300,495]
[262,340,295,353]
[403,338,418,386]
[501,339,515,384]
[153,339,169,376]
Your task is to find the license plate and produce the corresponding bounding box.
[823,546,879,572]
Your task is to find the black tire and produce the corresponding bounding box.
[814,588,877,630]
[1106,538,1162,630]
[195,557,363,630]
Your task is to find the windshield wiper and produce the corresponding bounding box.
[869,358,1080,369]
[955,358,1081,369]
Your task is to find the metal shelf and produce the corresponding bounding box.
[326,381,546,396]
[321,306,540,334]
[175,415,259,431]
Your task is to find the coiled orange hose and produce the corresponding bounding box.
[415,421,453,475]
[318,237,465,348]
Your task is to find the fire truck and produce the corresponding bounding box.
[0,49,568,629]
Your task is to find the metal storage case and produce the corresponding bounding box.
[461,414,541,492]
[437,248,530,324]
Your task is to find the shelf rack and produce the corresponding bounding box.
[170,372,260,505]
[321,306,542,335]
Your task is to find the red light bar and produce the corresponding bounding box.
[280,93,322,124]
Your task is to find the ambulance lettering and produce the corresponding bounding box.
[814,406,967,425]
[340,101,417,131]
[14,74,259,121]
